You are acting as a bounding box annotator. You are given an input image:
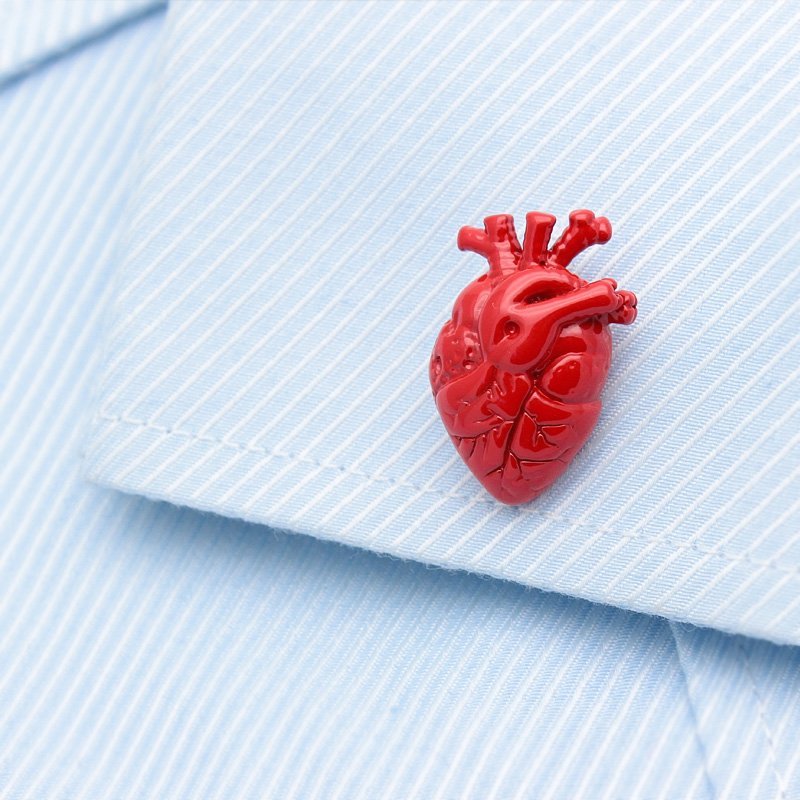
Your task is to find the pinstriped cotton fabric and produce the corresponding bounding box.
[86,0,800,644]
[0,13,717,798]
[3,6,800,800]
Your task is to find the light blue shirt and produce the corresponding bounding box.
[1,2,800,798]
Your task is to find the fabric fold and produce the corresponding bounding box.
[85,0,800,644]
[0,0,165,87]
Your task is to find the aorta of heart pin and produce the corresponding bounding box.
[429,210,637,505]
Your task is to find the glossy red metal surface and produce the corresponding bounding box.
[430,210,637,505]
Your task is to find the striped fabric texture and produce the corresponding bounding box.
[2,4,800,799]
[86,0,800,644]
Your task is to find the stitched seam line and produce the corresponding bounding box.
[93,412,800,579]
[737,641,788,799]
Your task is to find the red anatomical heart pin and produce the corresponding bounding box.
[430,210,637,505]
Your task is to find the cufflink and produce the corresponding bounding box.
[430,210,637,505]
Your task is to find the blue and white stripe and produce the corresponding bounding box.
[2,5,800,799]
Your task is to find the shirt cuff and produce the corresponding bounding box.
[85,0,800,645]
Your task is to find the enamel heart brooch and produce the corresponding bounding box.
[430,210,637,505]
